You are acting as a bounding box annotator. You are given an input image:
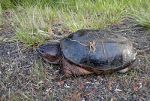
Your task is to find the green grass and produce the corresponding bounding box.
[129,0,150,28]
[13,6,54,46]
[1,0,150,46]
[0,4,2,26]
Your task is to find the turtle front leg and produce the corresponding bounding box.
[61,59,93,77]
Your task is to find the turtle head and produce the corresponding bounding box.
[37,41,61,64]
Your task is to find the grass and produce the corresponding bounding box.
[129,0,150,28]
[0,4,2,26]
[1,1,150,100]
[1,0,150,46]
[11,0,127,46]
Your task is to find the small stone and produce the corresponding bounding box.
[38,80,44,84]
[82,98,86,101]
[7,51,10,55]
[64,84,70,88]
[115,88,122,92]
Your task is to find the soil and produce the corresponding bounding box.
[0,19,150,101]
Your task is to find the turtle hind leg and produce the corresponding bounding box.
[117,64,133,73]
[61,59,93,77]
[117,67,130,73]
[117,60,135,73]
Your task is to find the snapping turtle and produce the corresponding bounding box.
[37,29,137,76]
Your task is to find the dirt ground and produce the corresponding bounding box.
[0,19,150,101]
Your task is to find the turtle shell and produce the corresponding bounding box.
[60,29,137,71]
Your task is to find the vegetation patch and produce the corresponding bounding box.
[1,0,150,46]
[129,0,150,28]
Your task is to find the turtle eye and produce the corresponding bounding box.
[40,50,45,54]
[37,48,46,55]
